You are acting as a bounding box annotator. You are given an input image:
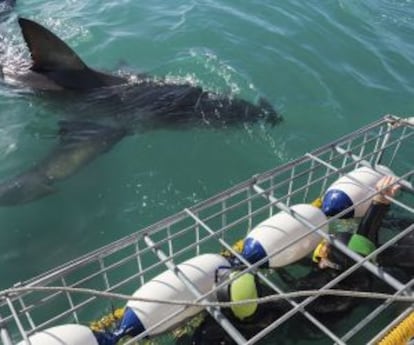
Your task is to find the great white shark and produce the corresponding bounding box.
[0,17,281,206]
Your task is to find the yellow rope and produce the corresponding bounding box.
[377,312,414,345]
[311,197,323,208]
[90,307,125,332]
[220,239,244,258]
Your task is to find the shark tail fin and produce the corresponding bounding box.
[18,17,124,89]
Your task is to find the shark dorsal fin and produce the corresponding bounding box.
[17,17,126,89]
[18,17,88,72]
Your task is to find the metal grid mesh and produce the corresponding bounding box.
[1,115,413,344]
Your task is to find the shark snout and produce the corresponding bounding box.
[258,97,283,126]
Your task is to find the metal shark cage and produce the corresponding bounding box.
[1,114,413,345]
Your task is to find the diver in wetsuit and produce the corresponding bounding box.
[182,270,291,345]
[182,176,401,345]
[315,176,400,268]
[296,175,401,314]
[377,227,414,277]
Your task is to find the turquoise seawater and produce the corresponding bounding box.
[0,0,413,342]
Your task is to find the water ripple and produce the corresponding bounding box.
[1,1,414,305]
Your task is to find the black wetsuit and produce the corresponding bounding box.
[293,201,390,315]
[377,212,414,276]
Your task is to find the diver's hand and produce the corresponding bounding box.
[374,176,401,205]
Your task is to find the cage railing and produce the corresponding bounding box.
[1,115,413,345]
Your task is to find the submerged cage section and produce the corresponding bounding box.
[0,115,413,345]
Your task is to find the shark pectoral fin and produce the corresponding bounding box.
[42,120,126,181]
[0,121,125,206]
[57,120,127,147]
[17,17,125,89]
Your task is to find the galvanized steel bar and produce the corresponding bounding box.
[0,312,13,345]
[252,182,409,292]
[6,298,31,345]
[2,115,414,345]
[61,277,79,323]
[340,278,414,344]
[139,234,248,345]
[184,208,347,345]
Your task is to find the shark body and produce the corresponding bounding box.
[0,17,281,205]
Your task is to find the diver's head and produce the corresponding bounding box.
[312,232,353,271]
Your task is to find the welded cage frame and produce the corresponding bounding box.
[1,114,413,345]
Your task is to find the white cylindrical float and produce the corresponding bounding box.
[123,253,229,337]
[322,166,393,218]
[242,204,328,267]
[17,324,98,345]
